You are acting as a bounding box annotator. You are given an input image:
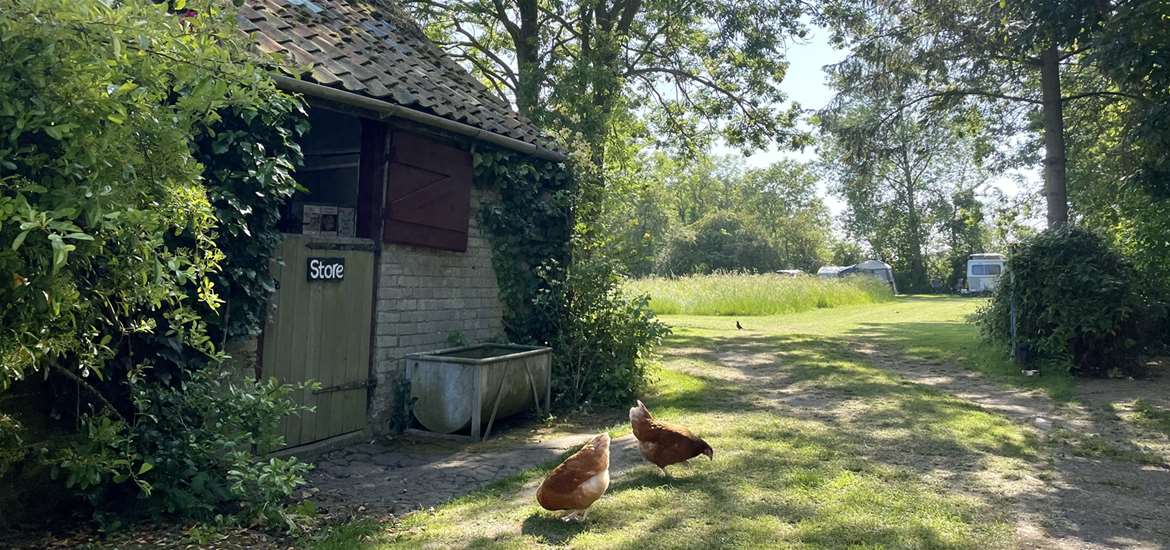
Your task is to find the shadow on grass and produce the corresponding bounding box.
[519,514,588,545]
[662,329,1039,458]
[843,320,1075,400]
[319,311,1169,549]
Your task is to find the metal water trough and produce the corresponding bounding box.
[405,344,552,441]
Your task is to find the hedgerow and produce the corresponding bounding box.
[0,0,310,528]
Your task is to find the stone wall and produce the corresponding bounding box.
[368,189,505,434]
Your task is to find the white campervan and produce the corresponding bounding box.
[964,253,1006,294]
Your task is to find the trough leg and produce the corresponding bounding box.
[482,366,509,441]
[523,360,542,419]
[545,357,552,414]
[471,366,484,441]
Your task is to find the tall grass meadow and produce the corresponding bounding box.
[627,273,894,316]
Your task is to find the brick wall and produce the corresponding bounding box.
[368,188,505,434]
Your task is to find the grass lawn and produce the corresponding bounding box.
[627,273,893,316]
[310,297,1054,549]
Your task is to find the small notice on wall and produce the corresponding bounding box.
[307,257,345,281]
[301,204,356,238]
[337,208,356,238]
[302,204,337,236]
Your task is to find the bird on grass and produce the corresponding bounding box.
[536,433,611,522]
[735,320,743,330]
[629,400,712,477]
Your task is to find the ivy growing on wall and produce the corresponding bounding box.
[474,147,668,407]
[193,99,308,342]
[473,148,575,347]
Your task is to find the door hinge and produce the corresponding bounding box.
[312,379,376,395]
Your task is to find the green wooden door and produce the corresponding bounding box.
[262,234,375,449]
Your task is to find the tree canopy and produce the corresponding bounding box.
[404,0,810,159]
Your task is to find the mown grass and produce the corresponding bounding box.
[1132,399,1170,436]
[627,273,893,316]
[312,297,1041,549]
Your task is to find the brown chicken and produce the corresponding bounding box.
[629,400,712,476]
[536,432,611,521]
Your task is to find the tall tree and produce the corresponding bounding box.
[661,154,740,225]
[404,0,808,164]
[940,189,989,289]
[820,0,1147,228]
[820,93,986,291]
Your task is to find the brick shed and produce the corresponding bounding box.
[238,0,564,449]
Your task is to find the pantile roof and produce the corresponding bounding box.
[239,0,558,152]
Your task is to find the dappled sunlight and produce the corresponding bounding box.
[355,297,1168,549]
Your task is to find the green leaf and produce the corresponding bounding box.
[11,230,29,251]
[114,82,138,96]
[138,462,154,475]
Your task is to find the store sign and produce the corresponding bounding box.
[307,257,345,281]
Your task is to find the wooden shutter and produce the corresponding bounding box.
[383,131,472,252]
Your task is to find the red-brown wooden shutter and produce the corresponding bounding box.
[383,131,472,251]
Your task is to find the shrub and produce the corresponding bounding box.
[0,413,22,478]
[0,0,310,528]
[977,226,1146,376]
[659,212,781,275]
[476,143,667,408]
[50,366,312,527]
[536,251,670,407]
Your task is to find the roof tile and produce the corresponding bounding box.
[239,0,557,154]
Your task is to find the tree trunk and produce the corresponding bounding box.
[514,0,541,117]
[1040,44,1069,227]
[899,147,929,292]
[905,202,928,291]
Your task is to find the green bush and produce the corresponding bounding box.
[659,212,781,275]
[50,366,312,526]
[977,226,1146,376]
[0,0,310,528]
[476,144,668,408]
[536,252,670,407]
[0,413,22,478]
